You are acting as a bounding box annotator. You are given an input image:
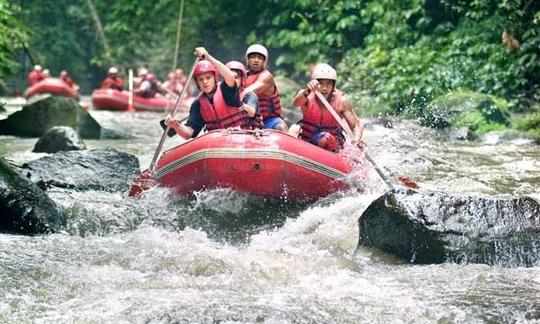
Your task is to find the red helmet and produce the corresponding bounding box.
[193,60,218,81]
[226,61,247,77]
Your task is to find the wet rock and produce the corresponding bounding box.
[22,148,140,193]
[33,126,86,153]
[358,189,540,267]
[0,158,64,234]
[422,91,510,130]
[0,96,101,139]
[275,75,302,121]
[448,127,476,141]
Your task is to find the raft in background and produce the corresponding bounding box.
[91,89,194,112]
[144,129,365,201]
[24,78,79,99]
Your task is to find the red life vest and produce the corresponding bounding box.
[300,89,345,148]
[199,84,251,131]
[244,69,282,120]
[101,77,124,91]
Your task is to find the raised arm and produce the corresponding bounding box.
[293,79,319,108]
[194,47,235,87]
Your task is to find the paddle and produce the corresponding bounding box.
[313,90,419,190]
[128,58,199,197]
[149,58,199,171]
[128,68,134,111]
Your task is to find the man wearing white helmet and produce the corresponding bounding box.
[243,44,287,131]
[290,63,364,152]
[100,66,124,91]
[27,64,45,87]
[134,67,149,88]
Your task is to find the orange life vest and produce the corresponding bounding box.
[199,84,251,131]
[300,89,345,148]
[244,69,282,120]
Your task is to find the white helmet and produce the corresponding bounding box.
[246,44,268,61]
[138,68,148,76]
[311,63,337,81]
[108,67,118,74]
[34,64,42,71]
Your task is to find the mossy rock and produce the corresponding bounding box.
[0,96,101,139]
[422,91,510,131]
[514,113,540,144]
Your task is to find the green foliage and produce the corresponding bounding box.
[514,113,540,140]
[0,1,28,77]
[3,0,539,138]
[335,0,540,119]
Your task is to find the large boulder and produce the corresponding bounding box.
[22,148,140,193]
[33,126,86,153]
[422,91,510,131]
[358,189,540,267]
[0,95,101,139]
[0,158,64,234]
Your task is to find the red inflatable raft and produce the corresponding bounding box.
[24,78,79,99]
[140,129,362,200]
[91,89,193,112]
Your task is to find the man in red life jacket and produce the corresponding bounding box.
[164,47,253,139]
[59,70,80,91]
[134,68,148,88]
[100,66,124,91]
[27,65,45,87]
[226,60,262,129]
[243,44,287,131]
[289,63,365,152]
[135,73,159,98]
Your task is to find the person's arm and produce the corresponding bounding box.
[164,101,204,139]
[194,47,235,87]
[243,70,273,95]
[242,92,258,117]
[293,79,319,107]
[165,115,195,139]
[341,96,365,145]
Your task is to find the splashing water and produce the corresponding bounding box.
[1,101,539,322]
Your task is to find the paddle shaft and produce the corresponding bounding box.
[128,69,134,110]
[314,89,396,190]
[149,58,198,171]
[314,90,353,140]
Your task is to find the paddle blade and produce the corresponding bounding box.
[128,169,157,197]
[396,176,420,189]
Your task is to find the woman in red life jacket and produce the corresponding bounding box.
[226,60,263,129]
[164,47,253,139]
[289,63,365,152]
[243,44,288,131]
[100,66,124,91]
[27,65,45,87]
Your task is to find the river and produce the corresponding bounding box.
[1,96,539,323]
